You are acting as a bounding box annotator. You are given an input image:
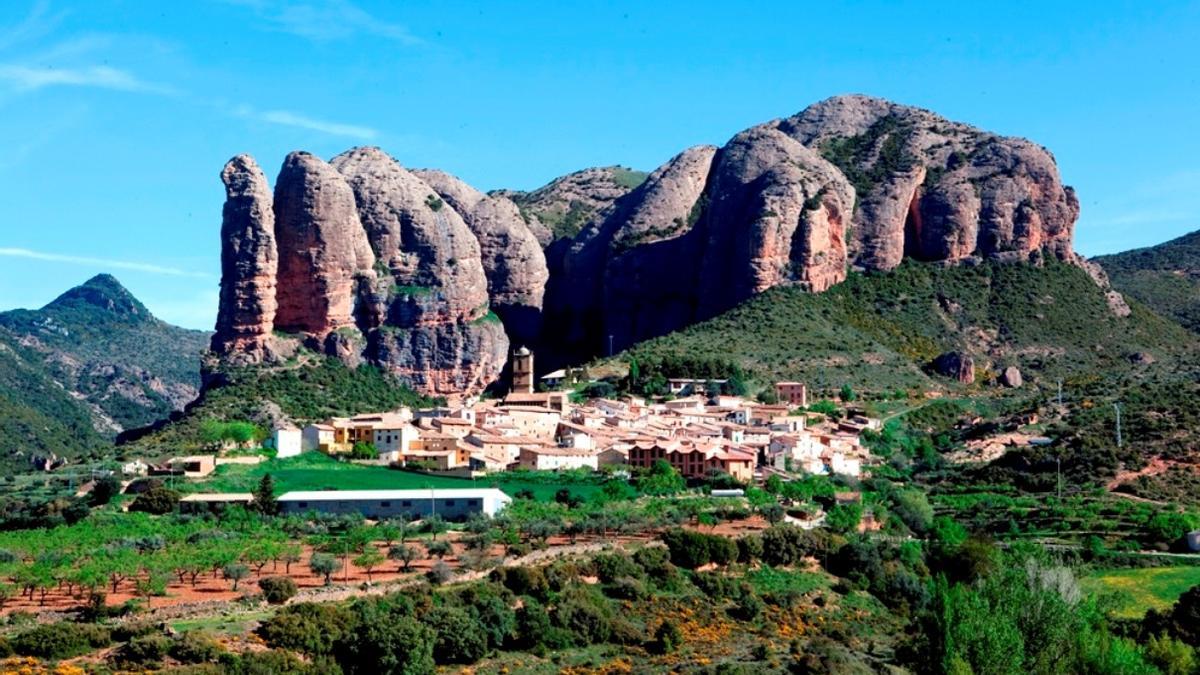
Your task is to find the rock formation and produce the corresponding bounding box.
[212,155,277,362]
[934,351,975,384]
[414,169,548,348]
[1000,366,1023,388]
[273,151,376,337]
[210,95,1085,385]
[779,95,1077,270]
[211,148,508,396]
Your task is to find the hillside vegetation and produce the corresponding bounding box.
[0,332,109,472]
[617,256,1193,394]
[1097,228,1200,332]
[123,353,440,456]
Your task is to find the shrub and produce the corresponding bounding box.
[129,486,180,515]
[491,565,550,600]
[593,551,643,583]
[113,634,171,668]
[513,596,552,649]
[308,552,340,586]
[605,576,648,600]
[170,631,225,664]
[258,602,355,656]
[424,606,487,664]
[738,534,764,563]
[554,587,613,645]
[427,560,454,585]
[760,524,831,567]
[259,576,299,605]
[13,622,111,659]
[650,619,683,654]
[729,585,765,621]
[661,528,737,569]
[332,602,433,675]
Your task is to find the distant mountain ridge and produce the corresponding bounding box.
[1096,229,1200,333]
[0,274,210,436]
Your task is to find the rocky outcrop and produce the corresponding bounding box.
[414,169,548,347]
[331,147,507,394]
[1000,366,1023,388]
[273,151,376,337]
[212,155,277,361]
[210,95,1085,386]
[496,166,648,245]
[780,95,1078,270]
[934,351,975,384]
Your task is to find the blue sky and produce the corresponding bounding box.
[1,1,1197,330]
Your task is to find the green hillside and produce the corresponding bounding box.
[616,256,1194,395]
[0,330,109,472]
[123,352,441,456]
[1096,229,1200,332]
[0,274,211,432]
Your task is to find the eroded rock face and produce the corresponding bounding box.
[212,155,278,361]
[331,147,507,394]
[934,351,975,384]
[495,165,648,245]
[780,95,1078,270]
[273,151,376,337]
[414,169,548,347]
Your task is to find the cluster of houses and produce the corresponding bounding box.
[270,373,878,484]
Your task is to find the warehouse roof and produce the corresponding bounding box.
[278,488,511,502]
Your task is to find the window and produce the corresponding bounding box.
[468,499,480,507]
[401,500,411,507]
[297,501,307,509]
[380,501,391,507]
[444,500,456,507]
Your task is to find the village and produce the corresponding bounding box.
[162,348,882,523]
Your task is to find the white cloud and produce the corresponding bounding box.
[0,247,210,278]
[0,63,175,94]
[219,0,422,45]
[0,1,67,52]
[234,104,378,140]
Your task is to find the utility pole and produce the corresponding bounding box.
[1113,402,1123,448]
[1056,379,1063,408]
[608,334,614,357]
[1056,456,1062,501]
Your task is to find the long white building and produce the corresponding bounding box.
[277,488,511,520]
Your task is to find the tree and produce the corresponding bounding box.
[222,563,250,591]
[388,545,418,572]
[308,553,340,586]
[826,503,863,534]
[891,489,934,535]
[280,544,303,574]
[89,476,122,507]
[422,514,447,540]
[353,549,386,582]
[840,384,857,402]
[651,619,683,654]
[1144,633,1196,675]
[425,540,452,559]
[350,441,377,460]
[332,602,434,675]
[425,606,488,664]
[252,473,279,516]
[635,460,685,496]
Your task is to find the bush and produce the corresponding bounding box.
[13,622,111,659]
[129,486,181,515]
[258,602,355,656]
[593,551,643,583]
[554,587,613,645]
[605,576,648,600]
[661,528,738,569]
[760,524,832,567]
[113,634,171,667]
[427,560,454,585]
[424,606,488,664]
[650,619,683,654]
[738,534,764,563]
[170,631,225,664]
[729,585,765,621]
[259,576,299,605]
[513,596,552,649]
[491,566,549,600]
[332,601,433,675]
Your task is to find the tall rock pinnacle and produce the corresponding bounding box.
[212,154,278,361]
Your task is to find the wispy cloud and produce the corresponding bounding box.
[0,63,176,94]
[0,247,211,278]
[0,0,67,52]
[219,0,421,45]
[234,104,378,140]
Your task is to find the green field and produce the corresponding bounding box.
[186,452,602,502]
[1081,565,1200,618]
